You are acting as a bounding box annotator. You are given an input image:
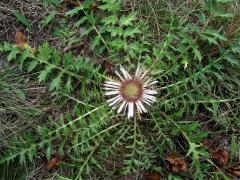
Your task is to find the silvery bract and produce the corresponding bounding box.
[104,65,158,118]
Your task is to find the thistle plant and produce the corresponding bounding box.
[0,0,240,179]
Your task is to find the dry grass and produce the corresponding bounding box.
[0,0,240,179]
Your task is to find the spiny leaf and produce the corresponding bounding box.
[28,60,38,72]
[40,11,56,29]
[101,15,118,25]
[38,42,52,61]
[192,45,202,62]
[213,10,234,18]
[12,11,32,29]
[91,36,101,50]
[106,27,122,37]
[65,76,73,93]
[223,53,240,65]
[14,89,26,101]
[65,6,83,17]
[75,16,89,27]
[98,0,120,13]
[203,29,227,41]
[19,152,26,165]
[7,49,19,61]
[49,72,64,91]
[120,13,137,26]
[46,144,52,161]
[38,66,53,82]
[124,27,142,37]
[216,0,233,3]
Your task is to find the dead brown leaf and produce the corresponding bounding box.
[15,32,28,50]
[210,148,228,166]
[201,139,211,149]
[102,60,114,72]
[224,22,238,36]
[91,2,98,11]
[46,157,60,170]
[228,164,240,177]
[166,154,188,173]
[143,172,162,180]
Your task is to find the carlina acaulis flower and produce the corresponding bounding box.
[103,65,158,118]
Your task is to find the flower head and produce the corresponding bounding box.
[104,65,158,118]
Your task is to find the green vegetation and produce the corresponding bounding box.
[0,0,240,179]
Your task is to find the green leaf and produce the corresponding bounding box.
[106,27,122,37]
[27,148,35,162]
[38,66,53,82]
[4,42,13,51]
[49,72,63,91]
[12,10,32,29]
[192,45,202,62]
[75,16,88,27]
[229,135,237,164]
[14,89,26,100]
[19,53,29,71]
[203,29,227,41]
[7,49,18,61]
[46,144,52,161]
[98,0,120,13]
[200,34,218,45]
[65,6,83,17]
[216,0,232,3]
[81,27,94,37]
[213,10,234,18]
[223,53,240,65]
[43,0,61,8]
[52,49,61,66]
[101,15,118,25]
[28,61,38,72]
[63,52,73,68]
[38,42,52,61]
[24,107,42,116]
[91,36,101,50]
[109,39,125,50]
[65,76,73,93]
[19,152,26,165]
[58,137,67,156]
[40,11,56,29]
[124,27,141,37]
[232,46,240,54]
[120,13,137,26]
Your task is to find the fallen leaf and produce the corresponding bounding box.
[62,42,84,53]
[91,2,98,11]
[143,172,162,180]
[14,31,36,53]
[15,32,29,50]
[201,139,211,149]
[166,154,188,173]
[103,60,114,72]
[46,157,60,170]
[224,22,237,36]
[210,148,228,166]
[228,164,240,177]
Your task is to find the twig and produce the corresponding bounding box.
[65,0,82,7]
[62,42,84,53]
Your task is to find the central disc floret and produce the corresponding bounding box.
[120,80,143,102]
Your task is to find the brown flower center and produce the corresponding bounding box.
[120,80,143,102]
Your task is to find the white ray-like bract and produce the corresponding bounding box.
[104,65,158,118]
